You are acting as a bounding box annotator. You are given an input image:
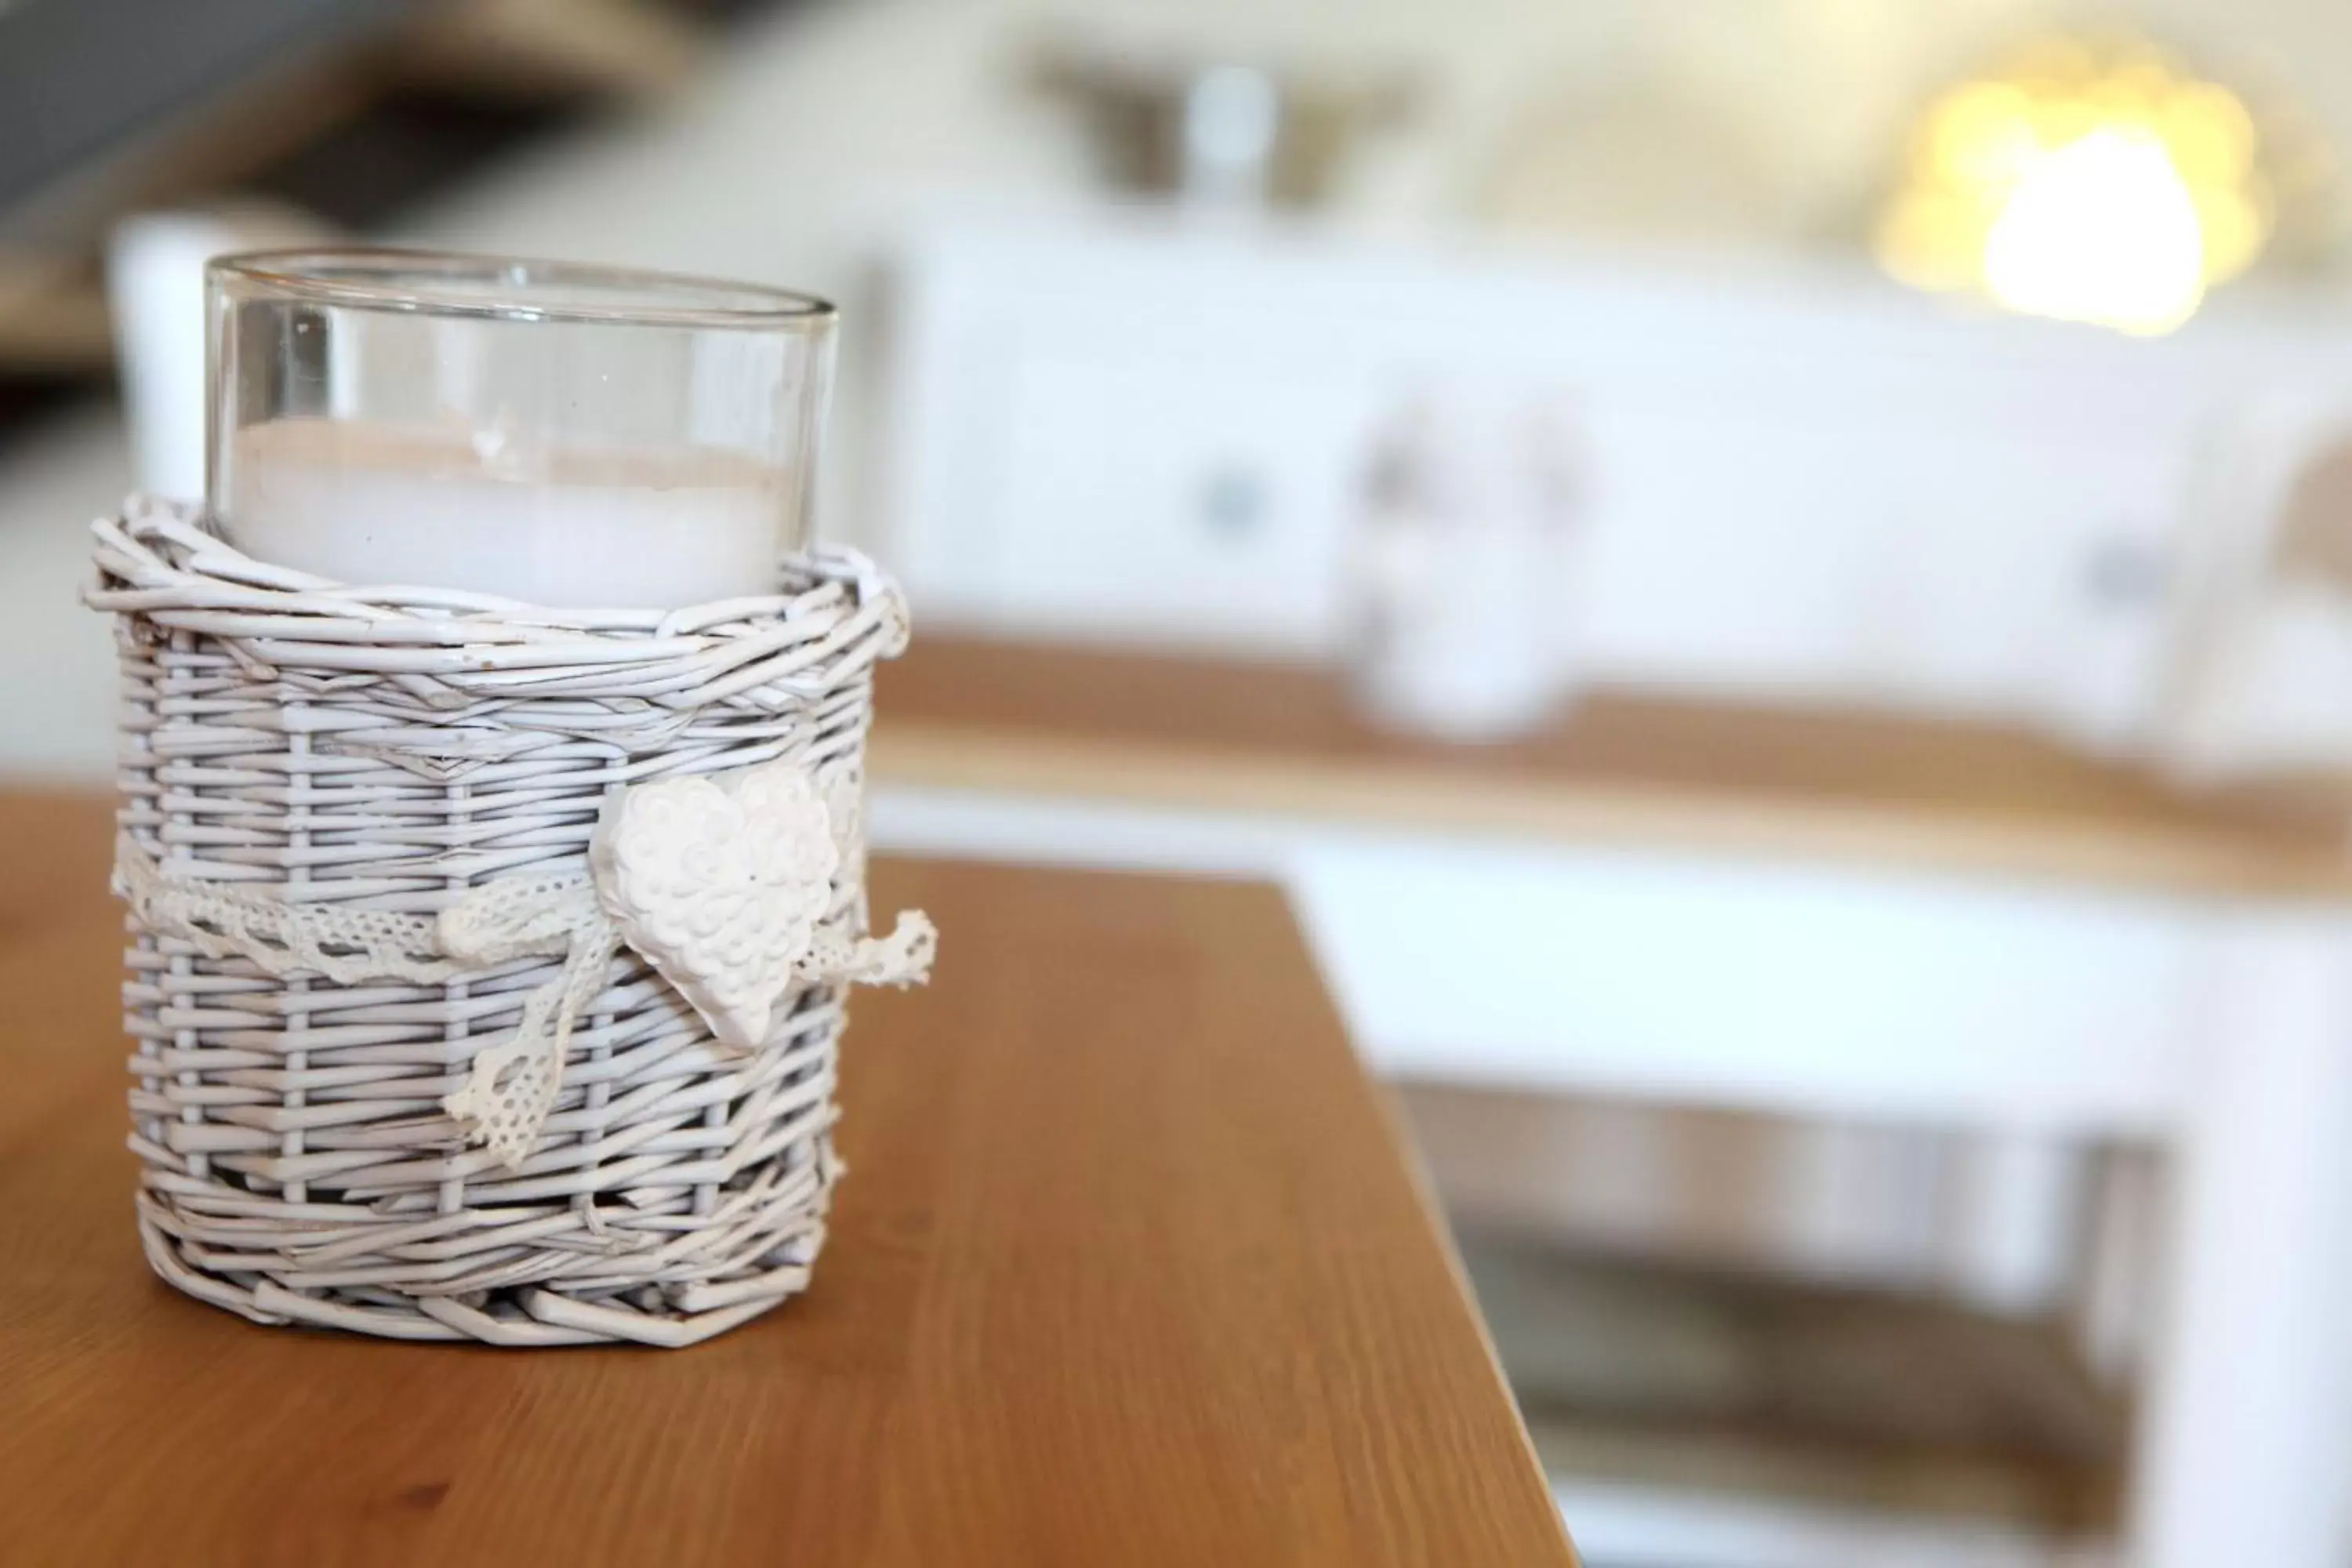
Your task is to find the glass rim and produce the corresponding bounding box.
[207,246,837,331]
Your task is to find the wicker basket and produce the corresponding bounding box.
[85,497,932,1347]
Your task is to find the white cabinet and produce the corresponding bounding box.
[991,331,1385,648]
[879,215,2352,738]
[1287,834,2198,1134]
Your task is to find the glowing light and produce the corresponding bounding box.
[1983,128,2205,334]
[1876,38,2272,336]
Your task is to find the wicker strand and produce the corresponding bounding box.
[89,495,927,1346]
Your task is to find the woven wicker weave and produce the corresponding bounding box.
[86,496,924,1347]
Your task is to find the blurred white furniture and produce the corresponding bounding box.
[107,205,333,503]
[2158,390,2352,780]
[880,213,2352,752]
[0,406,136,781]
[875,216,2352,1567]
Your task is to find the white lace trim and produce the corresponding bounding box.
[114,760,934,1168]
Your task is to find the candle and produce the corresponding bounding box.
[205,249,837,611]
[227,419,788,608]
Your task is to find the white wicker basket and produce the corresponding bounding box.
[85,497,932,1347]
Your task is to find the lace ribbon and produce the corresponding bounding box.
[114,838,935,1167]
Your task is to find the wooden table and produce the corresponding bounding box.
[0,790,1574,1567]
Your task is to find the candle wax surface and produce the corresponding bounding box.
[222,419,793,608]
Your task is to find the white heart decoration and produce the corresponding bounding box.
[589,760,840,1051]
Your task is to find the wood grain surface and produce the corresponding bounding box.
[0,789,1573,1567]
[874,636,2352,898]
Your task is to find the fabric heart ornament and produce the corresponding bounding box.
[590,760,840,1051]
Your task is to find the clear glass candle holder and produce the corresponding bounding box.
[206,248,837,608]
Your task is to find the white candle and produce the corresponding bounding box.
[223,419,790,608]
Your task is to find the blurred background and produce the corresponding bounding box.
[16,0,2352,1562]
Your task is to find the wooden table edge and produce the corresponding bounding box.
[872,724,2352,902]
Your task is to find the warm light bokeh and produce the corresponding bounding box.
[1877,38,2271,336]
